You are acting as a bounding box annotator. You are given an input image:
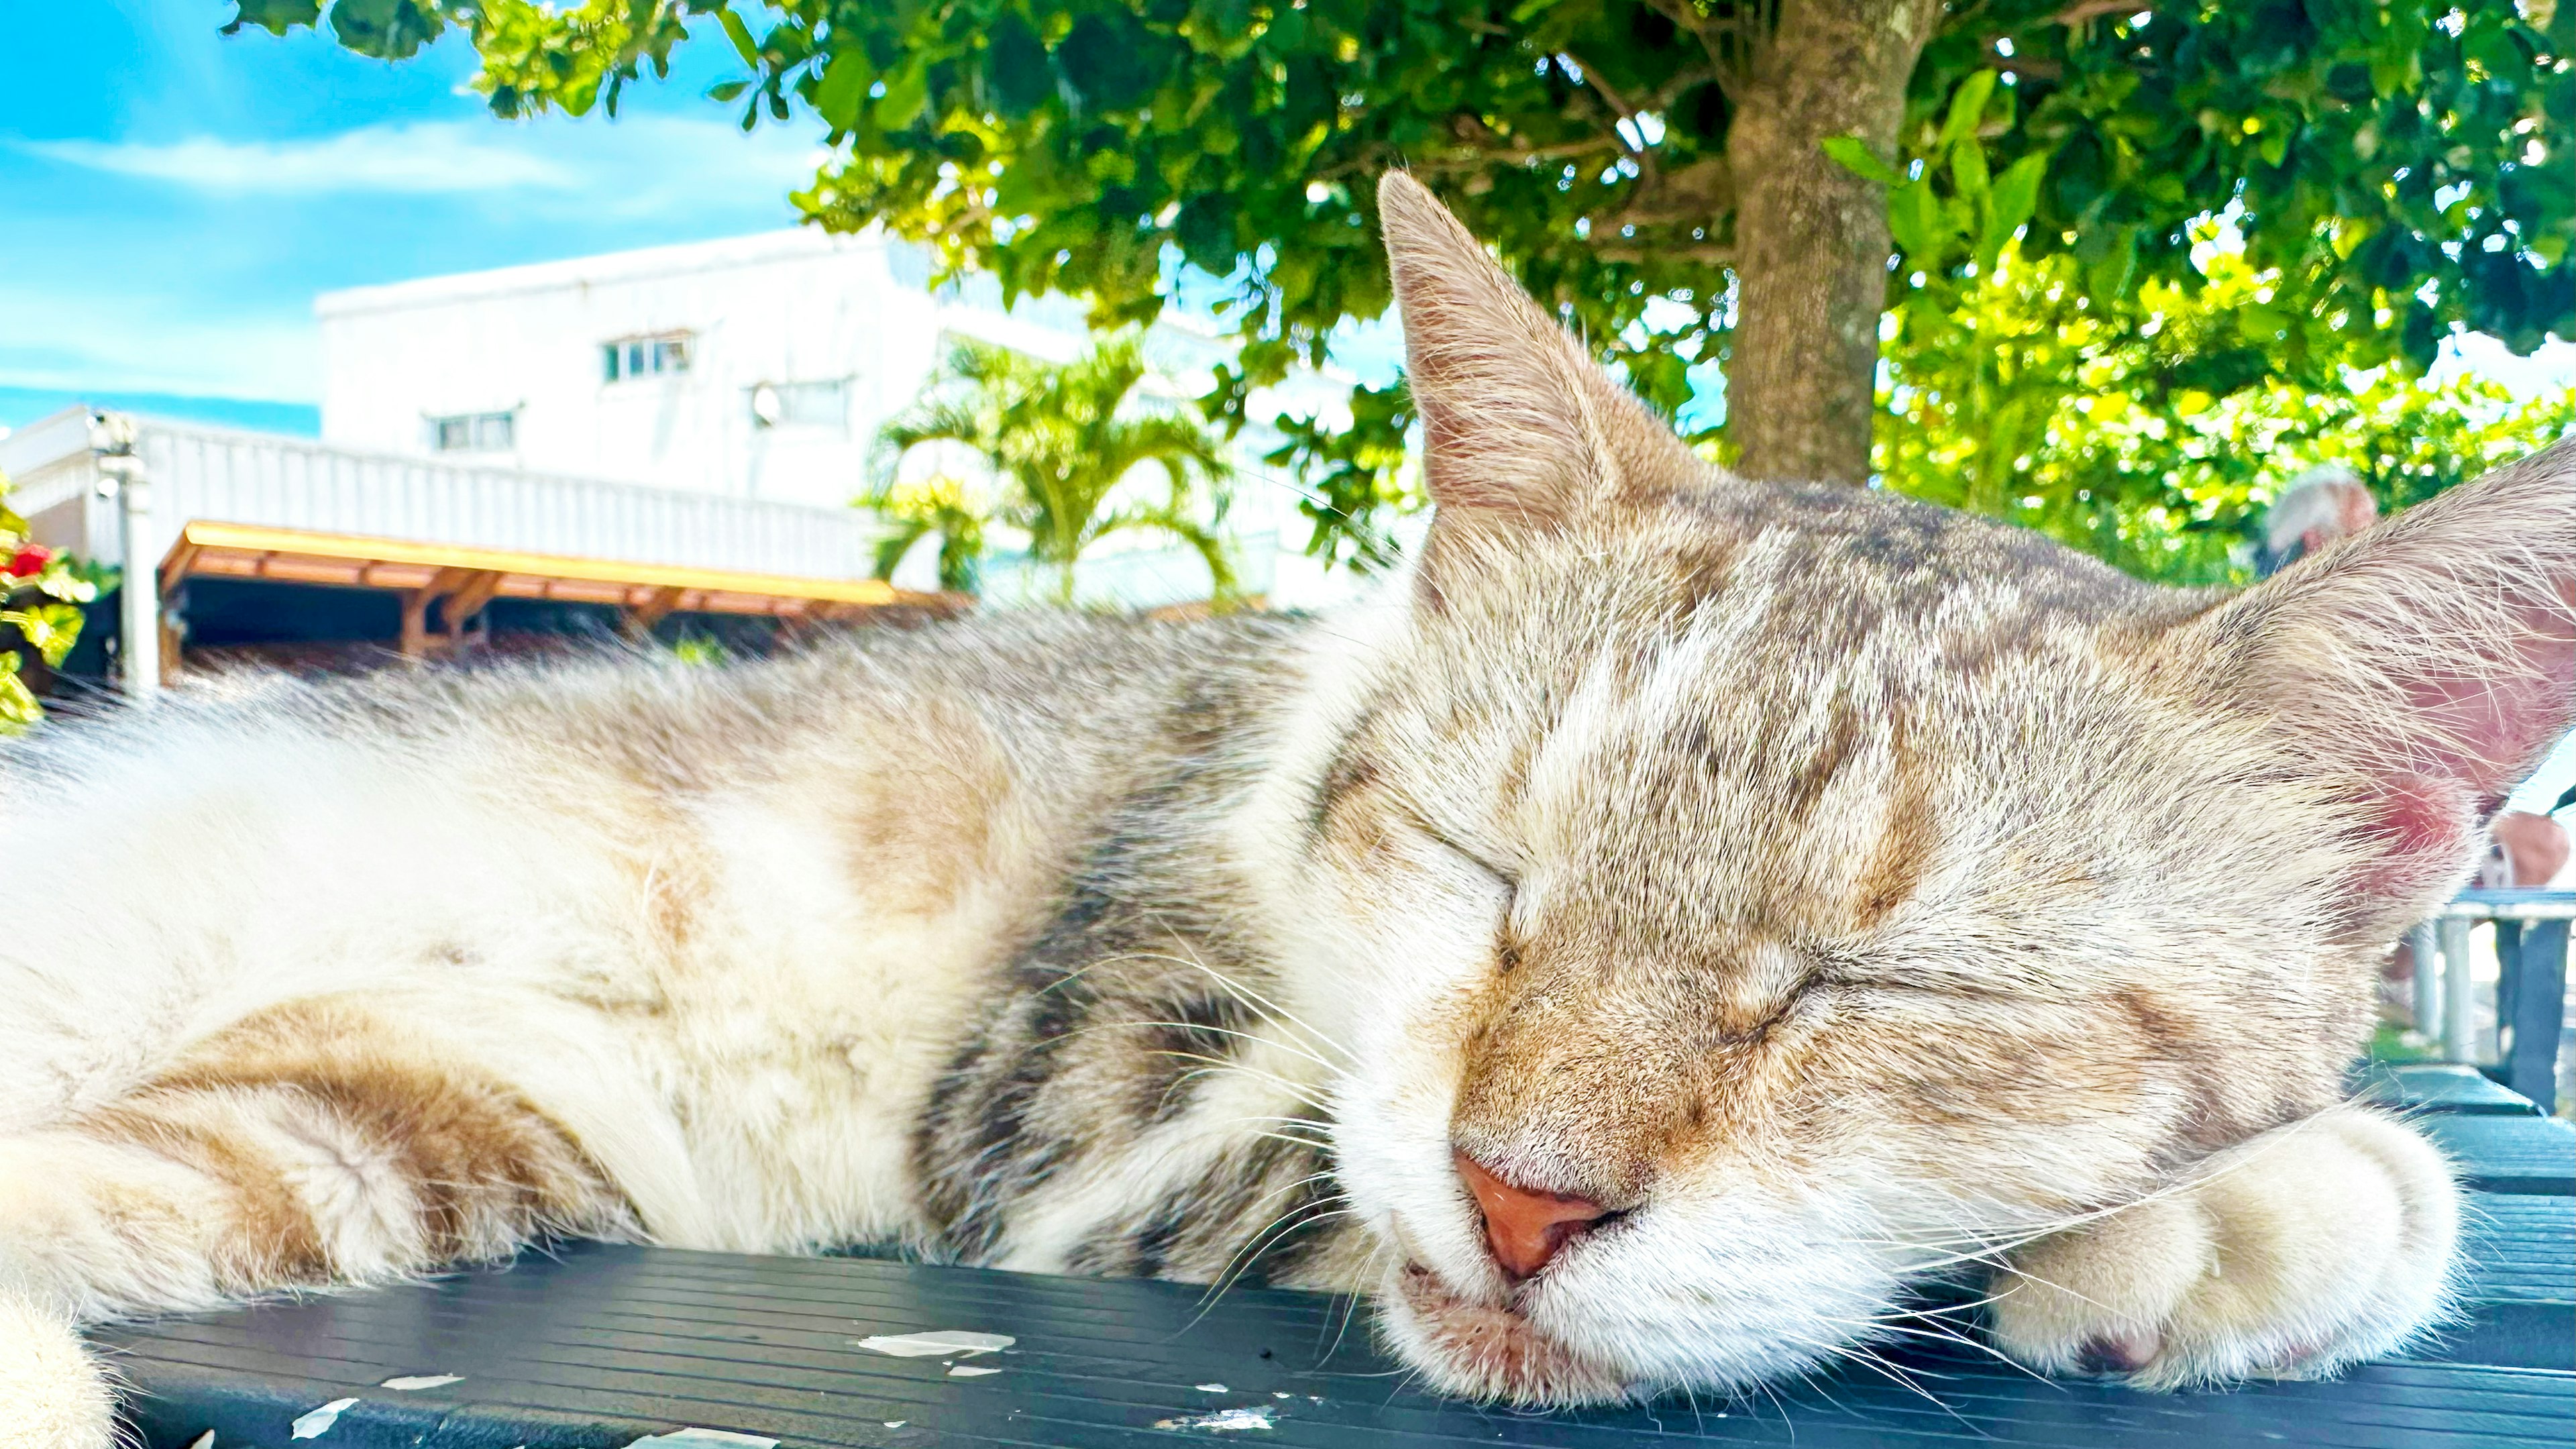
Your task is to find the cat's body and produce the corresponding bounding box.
[3,177,2569,1443]
[0,612,1356,1277]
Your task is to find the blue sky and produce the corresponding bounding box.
[0,0,824,432]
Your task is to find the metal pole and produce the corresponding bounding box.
[2407,922,2441,1042]
[89,413,157,702]
[2439,916,2478,1065]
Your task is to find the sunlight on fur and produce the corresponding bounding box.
[1,174,2569,1442]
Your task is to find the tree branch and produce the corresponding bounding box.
[1596,241,1735,265]
[2055,0,2147,24]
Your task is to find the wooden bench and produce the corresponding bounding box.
[99,1064,2573,1448]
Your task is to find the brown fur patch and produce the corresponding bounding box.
[103,999,623,1279]
[1846,719,1935,929]
[837,703,1010,918]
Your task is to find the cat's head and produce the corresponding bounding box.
[1274,172,2575,1403]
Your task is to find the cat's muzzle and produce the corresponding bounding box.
[1387,1261,1632,1406]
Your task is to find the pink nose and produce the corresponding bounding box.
[1454,1150,1612,1281]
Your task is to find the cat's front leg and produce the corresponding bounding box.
[0,1295,116,1449]
[1985,1106,2459,1389]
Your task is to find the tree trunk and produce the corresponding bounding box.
[1723,0,1939,485]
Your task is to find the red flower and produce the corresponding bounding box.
[5,543,51,578]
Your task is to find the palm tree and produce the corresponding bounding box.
[866,474,989,595]
[868,335,1237,605]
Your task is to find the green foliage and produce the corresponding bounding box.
[867,475,991,594]
[1262,378,1417,572]
[868,336,1238,604]
[0,472,99,729]
[257,0,2574,572]
[1876,64,2576,586]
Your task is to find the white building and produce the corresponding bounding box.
[316,228,1373,610]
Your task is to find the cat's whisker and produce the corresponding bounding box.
[1130,929,1358,1066]
[1193,1196,1356,1316]
[1130,1044,1328,1098]
[1078,1016,1340,1075]
[1814,1309,2051,1385]
[1028,944,1351,1069]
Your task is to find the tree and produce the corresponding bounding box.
[241,1,2571,561]
[866,474,991,594]
[870,335,1238,603]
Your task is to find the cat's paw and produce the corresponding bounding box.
[1986,1106,2459,1390]
[0,1295,119,1449]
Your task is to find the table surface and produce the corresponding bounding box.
[99,1064,2575,1449]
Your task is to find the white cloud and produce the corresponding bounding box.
[16,113,827,207]
[24,123,578,194]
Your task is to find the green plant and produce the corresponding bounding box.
[865,474,990,594]
[0,472,99,728]
[1868,72,2576,586]
[869,335,1237,604]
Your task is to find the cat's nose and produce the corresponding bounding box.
[1453,1149,1611,1281]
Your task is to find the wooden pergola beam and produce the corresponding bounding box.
[621,585,689,639]
[158,520,969,662]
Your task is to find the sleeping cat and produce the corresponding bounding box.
[3,174,2569,1444]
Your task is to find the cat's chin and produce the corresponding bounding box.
[1387,1263,1633,1407]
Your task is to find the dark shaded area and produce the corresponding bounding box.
[49,579,798,689]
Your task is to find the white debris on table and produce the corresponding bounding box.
[380,1374,464,1390]
[623,1431,780,1449]
[1153,1405,1277,1432]
[288,1398,360,1439]
[853,1329,1016,1357]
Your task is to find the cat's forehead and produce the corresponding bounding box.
[1667,480,2175,631]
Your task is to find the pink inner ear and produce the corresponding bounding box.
[2322,590,2572,925]
[2362,772,2475,859]
[2392,635,2576,797]
[2344,772,2479,923]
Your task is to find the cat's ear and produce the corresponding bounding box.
[2186,442,2575,940]
[1377,171,1697,534]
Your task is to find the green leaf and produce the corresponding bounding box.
[718,7,760,67]
[1937,70,1999,155]
[1820,134,1903,186]
[323,0,445,60]
[1948,139,1990,202]
[0,655,36,731]
[814,48,873,130]
[2086,239,2136,305]
[1990,154,2045,235]
[223,0,323,37]
[983,12,1053,119]
[1982,152,2047,266]
[873,65,929,129]
[1887,178,1937,261]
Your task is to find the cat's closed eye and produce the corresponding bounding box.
[1421,825,1517,898]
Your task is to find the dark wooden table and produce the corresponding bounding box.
[101,1065,2574,1449]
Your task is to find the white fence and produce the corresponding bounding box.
[3,407,889,582]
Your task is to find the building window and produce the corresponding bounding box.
[748,379,849,432]
[431,410,515,452]
[604,332,694,382]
